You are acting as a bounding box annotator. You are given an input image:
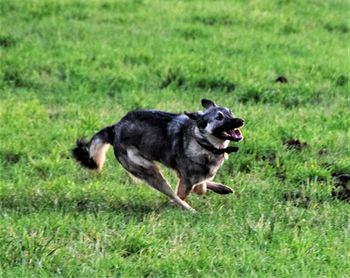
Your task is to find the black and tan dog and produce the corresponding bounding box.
[72,99,244,212]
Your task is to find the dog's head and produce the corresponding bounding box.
[185,99,244,142]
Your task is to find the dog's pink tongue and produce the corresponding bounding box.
[230,129,242,139]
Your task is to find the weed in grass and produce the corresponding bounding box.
[332,172,350,202]
[0,34,16,48]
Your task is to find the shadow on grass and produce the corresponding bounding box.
[0,194,171,216]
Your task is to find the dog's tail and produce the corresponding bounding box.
[72,125,114,171]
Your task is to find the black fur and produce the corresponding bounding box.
[72,125,115,169]
[72,139,98,169]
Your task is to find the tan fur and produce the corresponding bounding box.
[192,183,207,195]
[90,139,110,171]
[176,179,189,200]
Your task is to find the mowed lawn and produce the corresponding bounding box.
[0,0,349,276]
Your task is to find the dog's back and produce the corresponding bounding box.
[114,110,191,167]
[72,110,192,172]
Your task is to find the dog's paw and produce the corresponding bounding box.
[206,182,234,195]
[187,207,197,213]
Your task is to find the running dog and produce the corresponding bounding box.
[72,99,244,212]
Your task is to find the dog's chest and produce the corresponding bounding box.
[186,145,225,178]
[182,138,228,182]
[203,154,224,177]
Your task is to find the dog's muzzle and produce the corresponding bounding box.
[213,118,244,141]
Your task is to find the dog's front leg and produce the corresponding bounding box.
[206,181,234,195]
[176,179,194,201]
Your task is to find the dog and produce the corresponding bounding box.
[72,99,244,212]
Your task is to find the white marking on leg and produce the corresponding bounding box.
[126,147,152,168]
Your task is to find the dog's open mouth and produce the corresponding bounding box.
[213,119,244,141]
[220,128,243,141]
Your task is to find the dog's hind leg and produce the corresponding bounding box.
[137,168,195,212]
[206,181,234,194]
[118,148,196,212]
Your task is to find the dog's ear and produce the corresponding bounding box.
[185,111,207,129]
[184,111,200,120]
[201,99,216,109]
[184,111,207,129]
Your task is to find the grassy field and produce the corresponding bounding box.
[0,0,349,276]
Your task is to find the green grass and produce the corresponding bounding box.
[1,0,349,276]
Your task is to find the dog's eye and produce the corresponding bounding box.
[216,112,224,120]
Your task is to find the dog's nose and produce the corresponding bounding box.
[235,118,244,127]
